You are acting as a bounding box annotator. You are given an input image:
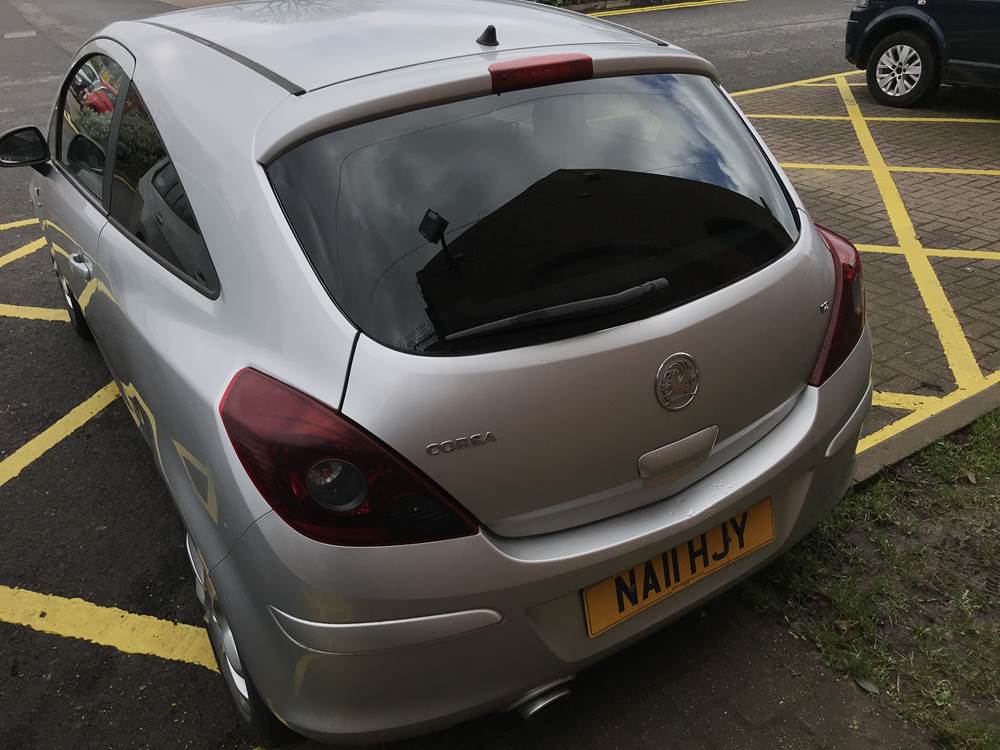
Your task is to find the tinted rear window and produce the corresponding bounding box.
[268,74,798,355]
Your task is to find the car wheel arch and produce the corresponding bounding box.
[860,11,945,72]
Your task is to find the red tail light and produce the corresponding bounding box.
[220,368,478,546]
[489,53,593,94]
[810,225,866,386]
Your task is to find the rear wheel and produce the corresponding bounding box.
[866,31,939,107]
[195,555,294,748]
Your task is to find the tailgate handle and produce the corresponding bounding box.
[637,425,719,485]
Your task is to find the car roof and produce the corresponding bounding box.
[144,0,658,93]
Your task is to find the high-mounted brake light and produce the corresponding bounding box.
[489,53,594,94]
[220,369,479,546]
[810,225,866,386]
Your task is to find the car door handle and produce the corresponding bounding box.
[68,252,92,281]
[637,425,719,485]
[155,213,164,226]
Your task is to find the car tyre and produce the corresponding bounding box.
[58,275,93,341]
[866,31,939,107]
[203,594,295,748]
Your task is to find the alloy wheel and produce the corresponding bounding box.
[876,44,922,97]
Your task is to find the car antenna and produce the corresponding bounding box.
[476,24,499,47]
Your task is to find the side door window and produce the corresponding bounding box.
[109,85,220,295]
[57,54,127,200]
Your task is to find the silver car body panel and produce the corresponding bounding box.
[253,43,718,163]
[215,330,871,742]
[148,0,667,93]
[27,0,872,742]
[39,38,135,313]
[342,221,831,537]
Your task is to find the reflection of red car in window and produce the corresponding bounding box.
[83,82,117,113]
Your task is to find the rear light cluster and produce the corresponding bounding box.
[810,225,866,386]
[489,53,594,94]
[220,369,479,546]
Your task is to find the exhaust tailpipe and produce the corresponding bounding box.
[510,677,574,720]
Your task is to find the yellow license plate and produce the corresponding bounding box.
[583,499,775,637]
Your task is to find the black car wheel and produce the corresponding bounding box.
[866,31,939,107]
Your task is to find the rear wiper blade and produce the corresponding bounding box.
[445,277,669,342]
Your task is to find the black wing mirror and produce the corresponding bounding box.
[0,126,49,171]
[67,133,105,175]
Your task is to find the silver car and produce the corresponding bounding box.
[0,0,872,745]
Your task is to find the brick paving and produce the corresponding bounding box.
[738,85,847,117]
[752,119,869,165]
[785,168,895,246]
[873,121,1000,170]
[930,257,1000,373]
[856,253,956,396]
[894,172,1000,250]
[737,74,1000,456]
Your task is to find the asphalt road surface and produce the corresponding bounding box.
[0,1,865,748]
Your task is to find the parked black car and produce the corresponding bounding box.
[846,0,1000,107]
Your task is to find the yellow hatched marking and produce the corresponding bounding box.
[746,114,849,121]
[0,217,39,231]
[0,303,69,322]
[873,391,943,411]
[836,76,983,391]
[860,243,1000,261]
[781,162,872,172]
[860,371,1000,452]
[0,382,118,488]
[890,165,1000,178]
[591,0,746,17]
[921,247,1000,261]
[747,113,1000,126]
[731,70,863,97]
[868,115,1000,125]
[800,82,867,87]
[778,162,1000,177]
[0,237,46,269]
[0,584,216,672]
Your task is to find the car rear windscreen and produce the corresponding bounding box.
[268,73,799,355]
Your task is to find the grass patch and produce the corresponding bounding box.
[745,409,1000,749]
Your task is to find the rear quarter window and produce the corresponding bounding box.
[268,73,798,355]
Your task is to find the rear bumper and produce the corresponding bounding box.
[208,329,872,744]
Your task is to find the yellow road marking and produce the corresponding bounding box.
[890,165,1000,177]
[868,115,1000,125]
[872,391,943,411]
[800,82,867,87]
[0,584,216,672]
[781,162,872,172]
[857,244,906,256]
[860,243,1000,261]
[859,370,1000,452]
[591,0,746,17]
[731,70,863,97]
[0,303,69,322]
[748,112,1000,126]
[836,76,983,391]
[0,382,118,488]
[747,114,849,121]
[778,162,1000,177]
[0,217,39,231]
[0,237,46,269]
